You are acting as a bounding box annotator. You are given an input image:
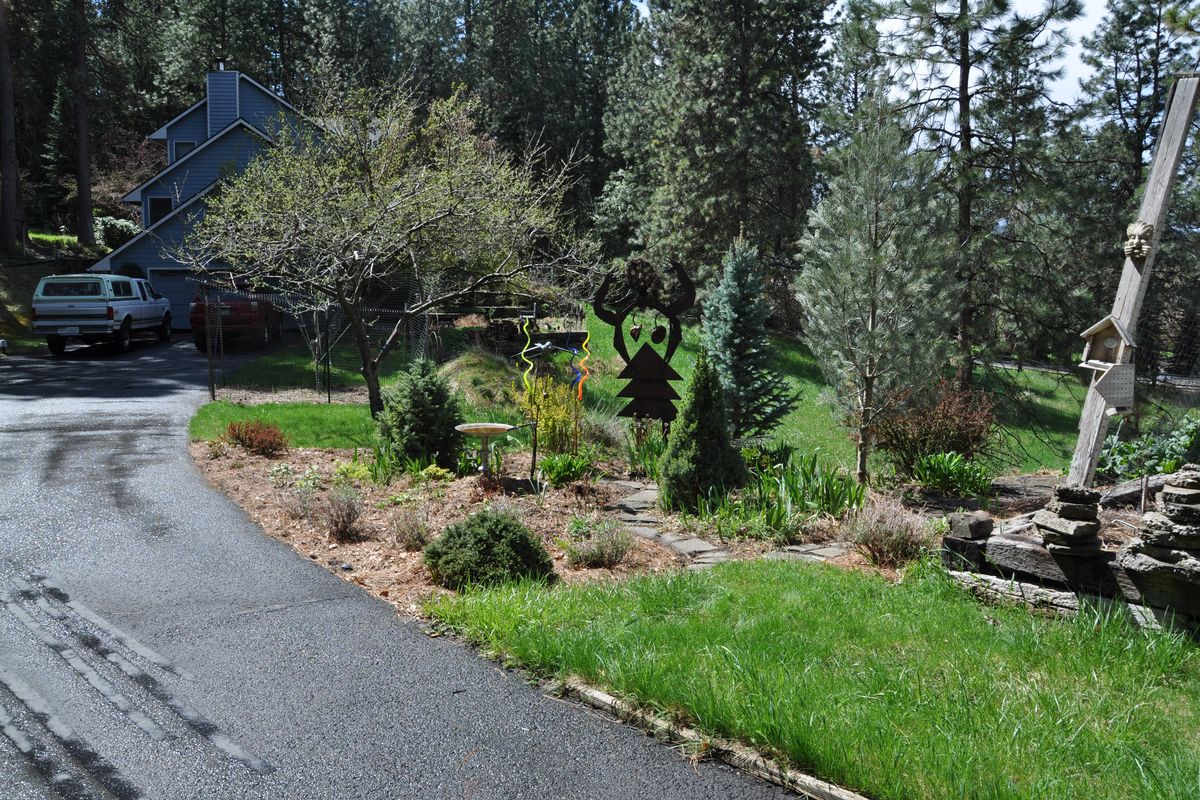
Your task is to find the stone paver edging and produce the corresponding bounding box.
[602,480,852,568]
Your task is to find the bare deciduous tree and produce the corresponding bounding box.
[178,87,591,415]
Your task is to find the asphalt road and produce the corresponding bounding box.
[0,337,789,800]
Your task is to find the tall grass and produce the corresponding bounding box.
[430,560,1200,800]
[694,451,864,539]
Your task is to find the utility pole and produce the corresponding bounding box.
[1068,74,1200,486]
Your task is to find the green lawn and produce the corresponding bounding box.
[194,313,1088,471]
[189,400,378,448]
[430,560,1200,800]
[224,342,412,390]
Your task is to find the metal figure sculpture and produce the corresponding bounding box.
[593,258,696,423]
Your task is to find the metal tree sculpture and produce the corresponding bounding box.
[593,258,696,424]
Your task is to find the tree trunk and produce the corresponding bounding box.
[0,0,19,254]
[70,0,94,246]
[955,0,973,390]
[340,299,384,416]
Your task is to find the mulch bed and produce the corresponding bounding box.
[191,444,682,617]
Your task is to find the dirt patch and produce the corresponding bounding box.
[190,444,682,616]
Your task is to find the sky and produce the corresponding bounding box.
[1015,0,1109,104]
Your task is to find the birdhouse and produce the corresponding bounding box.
[1079,315,1135,371]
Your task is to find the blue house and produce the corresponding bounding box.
[91,68,296,329]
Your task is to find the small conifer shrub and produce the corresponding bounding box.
[423,508,555,589]
[658,351,748,512]
[377,359,465,469]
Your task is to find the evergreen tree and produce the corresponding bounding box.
[701,239,797,439]
[886,0,1080,385]
[797,99,955,483]
[658,351,748,512]
[598,0,829,279]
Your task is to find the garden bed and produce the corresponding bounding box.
[190,443,682,613]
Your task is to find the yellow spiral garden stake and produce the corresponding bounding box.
[520,316,539,483]
[577,329,591,401]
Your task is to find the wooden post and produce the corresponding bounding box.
[1068,75,1200,486]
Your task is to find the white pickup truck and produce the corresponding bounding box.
[31,273,173,355]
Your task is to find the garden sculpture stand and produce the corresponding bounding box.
[455,423,515,479]
[1069,73,1200,486]
[593,258,696,428]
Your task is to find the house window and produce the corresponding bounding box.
[147,197,173,225]
[173,141,196,161]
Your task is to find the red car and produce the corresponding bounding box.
[188,288,284,352]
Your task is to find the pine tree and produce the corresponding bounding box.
[797,98,955,483]
[701,239,796,439]
[658,351,748,512]
[597,0,829,280]
[886,0,1080,385]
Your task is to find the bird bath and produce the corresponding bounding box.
[456,423,516,478]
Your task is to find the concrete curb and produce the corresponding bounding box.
[560,678,870,800]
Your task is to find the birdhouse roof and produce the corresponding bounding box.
[1080,315,1136,346]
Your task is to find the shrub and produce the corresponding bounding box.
[268,463,295,487]
[390,510,431,551]
[279,486,315,521]
[845,498,937,567]
[539,450,595,488]
[206,439,229,459]
[332,460,371,486]
[659,351,748,512]
[226,420,288,457]
[874,378,995,476]
[294,466,323,490]
[562,515,633,568]
[1097,414,1200,481]
[325,485,362,541]
[419,464,454,484]
[912,452,993,498]
[517,375,579,455]
[423,508,555,589]
[378,359,465,469]
[94,216,140,250]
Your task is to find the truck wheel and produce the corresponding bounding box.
[47,335,66,356]
[193,334,207,353]
[158,314,172,342]
[112,320,132,353]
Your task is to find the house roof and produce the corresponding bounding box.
[123,118,273,204]
[92,184,219,273]
[148,98,207,141]
[1080,314,1136,345]
[238,73,300,116]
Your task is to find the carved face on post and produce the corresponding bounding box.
[1123,220,1154,259]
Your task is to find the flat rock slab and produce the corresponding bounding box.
[627,526,661,541]
[618,514,661,525]
[670,538,719,556]
[1033,510,1100,540]
[1162,485,1200,504]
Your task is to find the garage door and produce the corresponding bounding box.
[147,269,196,331]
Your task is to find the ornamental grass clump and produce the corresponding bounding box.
[845,497,937,567]
[562,515,633,569]
[423,508,555,589]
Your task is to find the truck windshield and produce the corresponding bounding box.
[42,281,102,297]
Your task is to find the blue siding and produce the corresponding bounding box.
[238,78,289,135]
[207,71,239,135]
[109,212,207,329]
[165,105,207,162]
[141,127,267,207]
